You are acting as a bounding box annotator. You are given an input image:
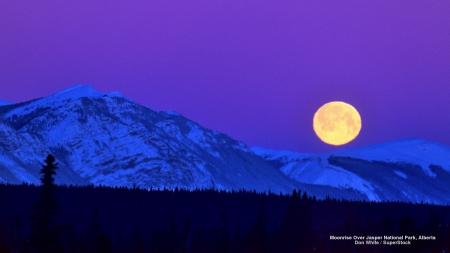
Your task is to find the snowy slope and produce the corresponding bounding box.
[252,140,450,204]
[332,139,450,176]
[0,99,13,106]
[0,85,364,199]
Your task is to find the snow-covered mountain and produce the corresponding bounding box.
[0,84,363,199]
[252,139,450,204]
[4,84,447,203]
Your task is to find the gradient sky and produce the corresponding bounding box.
[1,1,449,153]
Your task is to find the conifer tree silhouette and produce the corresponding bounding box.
[0,217,8,253]
[218,209,231,253]
[28,154,62,253]
[250,197,269,252]
[273,189,305,253]
[85,207,112,253]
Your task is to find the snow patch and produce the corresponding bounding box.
[0,99,13,106]
[50,84,102,100]
[279,157,380,201]
[393,170,407,179]
[165,110,181,116]
[48,84,125,102]
[251,146,313,162]
[233,142,251,153]
[187,123,220,158]
[105,91,124,98]
[157,120,183,141]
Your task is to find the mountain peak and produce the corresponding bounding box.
[0,84,128,119]
[50,84,124,101]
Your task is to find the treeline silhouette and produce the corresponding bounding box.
[0,159,449,252]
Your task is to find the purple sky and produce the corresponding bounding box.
[1,1,449,153]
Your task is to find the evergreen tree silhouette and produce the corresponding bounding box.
[299,191,313,251]
[425,210,445,252]
[152,210,180,252]
[272,189,302,253]
[231,222,243,253]
[0,217,9,253]
[217,209,231,253]
[127,223,145,253]
[246,198,269,252]
[85,207,112,253]
[189,226,208,253]
[180,216,190,253]
[10,216,24,253]
[28,154,62,253]
[59,219,77,253]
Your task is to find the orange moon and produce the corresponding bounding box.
[313,101,361,146]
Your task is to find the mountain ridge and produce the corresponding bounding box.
[251,139,450,204]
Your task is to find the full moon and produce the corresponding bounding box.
[313,101,361,146]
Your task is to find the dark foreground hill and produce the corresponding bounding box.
[0,183,449,252]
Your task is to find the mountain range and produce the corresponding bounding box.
[1,85,449,204]
[252,139,450,204]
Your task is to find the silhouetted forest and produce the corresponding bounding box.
[1,181,449,252]
[0,154,448,252]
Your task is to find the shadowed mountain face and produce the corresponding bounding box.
[252,139,450,204]
[0,85,362,198]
